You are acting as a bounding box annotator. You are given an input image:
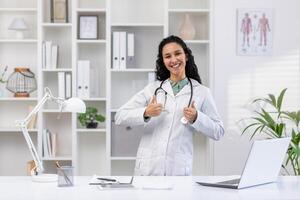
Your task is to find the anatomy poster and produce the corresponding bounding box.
[237,8,273,56]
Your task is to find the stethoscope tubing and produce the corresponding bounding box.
[154,77,193,107]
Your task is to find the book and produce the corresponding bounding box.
[51,45,58,69]
[58,72,65,99]
[65,72,72,99]
[27,105,37,129]
[45,41,52,69]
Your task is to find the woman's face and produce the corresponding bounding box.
[162,42,187,81]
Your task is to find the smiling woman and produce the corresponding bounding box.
[115,35,224,176]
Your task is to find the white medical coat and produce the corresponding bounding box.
[115,79,224,176]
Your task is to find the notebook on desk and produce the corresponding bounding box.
[197,137,291,189]
[89,175,135,189]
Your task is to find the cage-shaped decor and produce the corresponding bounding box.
[6,67,37,97]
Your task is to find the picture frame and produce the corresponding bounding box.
[236,8,273,56]
[50,0,68,23]
[78,15,98,39]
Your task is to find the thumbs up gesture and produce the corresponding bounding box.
[144,95,163,117]
[183,101,198,123]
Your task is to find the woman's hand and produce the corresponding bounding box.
[144,96,163,117]
[183,101,198,123]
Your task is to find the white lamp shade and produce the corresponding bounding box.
[8,18,28,30]
[62,98,86,113]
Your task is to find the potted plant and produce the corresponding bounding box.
[78,106,105,128]
[241,88,300,175]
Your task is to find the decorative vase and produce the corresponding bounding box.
[86,122,98,129]
[179,14,196,40]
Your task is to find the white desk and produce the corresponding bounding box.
[1,176,300,200]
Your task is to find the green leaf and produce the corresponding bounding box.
[268,94,277,108]
[241,123,260,135]
[250,125,263,140]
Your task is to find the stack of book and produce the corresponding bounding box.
[42,129,56,158]
[58,72,72,99]
[42,41,59,69]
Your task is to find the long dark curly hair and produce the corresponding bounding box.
[155,35,202,84]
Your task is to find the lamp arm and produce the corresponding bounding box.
[16,88,58,174]
[22,92,51,126]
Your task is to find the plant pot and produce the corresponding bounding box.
[86,122,98,129]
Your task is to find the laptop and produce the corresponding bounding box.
[197,137,291,189]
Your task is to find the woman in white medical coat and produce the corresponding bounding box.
[115,35,224,176]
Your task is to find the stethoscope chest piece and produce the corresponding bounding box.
[181,117,188,124]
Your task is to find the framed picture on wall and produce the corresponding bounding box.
[78,16,98,39]
[237,8,273,56]
[50,0,68,23]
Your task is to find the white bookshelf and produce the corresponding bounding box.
[0,0,213,176]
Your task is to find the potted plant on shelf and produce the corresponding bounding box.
[78,106,105,129]
[241,88,300,175]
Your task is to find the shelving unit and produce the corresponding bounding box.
[0,0,213,176]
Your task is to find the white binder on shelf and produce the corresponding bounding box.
[77,60,90,98]
[65,72,72,99]
[112,32,120,69]
[58,72,65,99]
[119,31,127,70]
[127,33,135,68]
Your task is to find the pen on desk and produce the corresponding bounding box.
[97,177,117,182]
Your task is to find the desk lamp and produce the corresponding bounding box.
[16,87,86,182]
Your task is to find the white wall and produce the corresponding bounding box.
[213,0,300,175]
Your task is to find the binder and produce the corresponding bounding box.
[83,61,90,98]
[65,72,72,99]
[119,32,127,69]
[58,72,65,98]
[77,60,90,98]
[112,32,120,69]
[127,33,135,68]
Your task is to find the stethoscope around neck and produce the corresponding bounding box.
[154,77,193,124]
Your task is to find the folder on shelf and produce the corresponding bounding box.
[51,133,57,157]
[65,72,72,99]
[42,42,46,69]
[77,60,90,98]
[112,32,120,69]
[43,129,50,157]
[119,32,127,69]
[51,45,58,69]
[58,72,65,99]
[45,41,52,69]
[127,33,135,68]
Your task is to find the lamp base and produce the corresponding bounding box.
[31,173,57,182]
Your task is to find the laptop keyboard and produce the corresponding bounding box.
[218,178,240,185]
